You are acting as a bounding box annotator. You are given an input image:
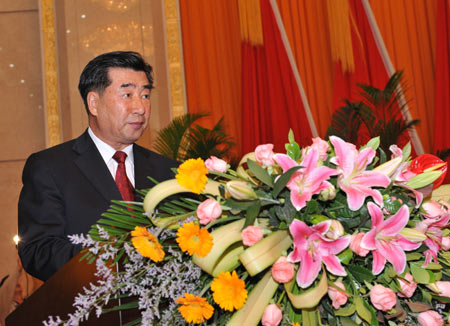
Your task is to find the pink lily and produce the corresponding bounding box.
[274,149,338,211]
[288,219,350,288]
[329,136,391,211]
[415,213,450,266]
[361,203,421,275]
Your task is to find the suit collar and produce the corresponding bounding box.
[72,130,122,202]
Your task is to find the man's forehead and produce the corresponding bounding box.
[107,67,150,86]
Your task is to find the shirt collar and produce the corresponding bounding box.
[88,127,134,164]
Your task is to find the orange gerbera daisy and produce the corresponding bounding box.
[176,158,208,194]
[131,226,165,262]
[210,270,247,311]
[176,293,214,324]
[176,222,213,257]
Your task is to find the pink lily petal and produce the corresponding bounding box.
[329,136,356,176]
[297,250,322,288]
[322,255,347,276]
[290,189,312,210]
[397,235,421,251]
[311,220,331,235]
[354,185,384,207]
[289,220,313,245]
[339,183,367,211]
[377,241,406,274]
[319,236,351,255]
[367,203,384,228]
[379,205,409,236]
[274,154,297,172]
[355,148,376,171]
[361,229,377,250]
[301,149,319,173]
[353,171,391,187]
[372,250,387,275]
[308,166,339,184]
[287,246,301,263]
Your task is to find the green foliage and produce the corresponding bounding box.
[327,71,420,153]
[153,112,235,162]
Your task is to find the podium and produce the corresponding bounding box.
[5,252,120,325]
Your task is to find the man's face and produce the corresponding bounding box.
[88,67,151,150]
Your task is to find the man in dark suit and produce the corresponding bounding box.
[18,51,177,281]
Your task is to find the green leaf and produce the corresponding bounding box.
[347,264,375,283]
[355,296,373,324]
[223,198,255,211]
[402,142,411,160]
[340,317,359,326]
[432,295,450,303]
[361,136,380,151]
[272,166,301,198]
[286,130,301,161]
[335,304,356,316]
[411,263,434,284]
[247,159,274,187]
[338,249,353,265]
[243,200,261,228]
[406,253,423,261]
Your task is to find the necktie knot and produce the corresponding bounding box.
[113,151,127,164]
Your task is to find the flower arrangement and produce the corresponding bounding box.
[46,132,450,326]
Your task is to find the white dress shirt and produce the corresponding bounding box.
[88,128,135,187]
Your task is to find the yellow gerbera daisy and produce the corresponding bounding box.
[131,226,165,262]
[176,293,214,324]
[176,222,213,257]
[176,158,208,194]
[210,270,248,311]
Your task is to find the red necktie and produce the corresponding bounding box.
[112,151,135,201]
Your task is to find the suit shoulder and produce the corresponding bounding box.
[26,139,76,164]
[134,145,179,167]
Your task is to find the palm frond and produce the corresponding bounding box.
[153,113,207,160]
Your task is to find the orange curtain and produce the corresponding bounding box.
[276,0,334,138]
[370,0,437,153]
[179,0,242,155]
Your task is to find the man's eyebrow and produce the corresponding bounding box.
[120,83,136,88]
[120,83,151,90]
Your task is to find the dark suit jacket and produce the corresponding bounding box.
[18,130,178,281]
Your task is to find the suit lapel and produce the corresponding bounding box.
[72,131,122,202]
[134,145,152,191]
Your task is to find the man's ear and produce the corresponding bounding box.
[87,91,100,116]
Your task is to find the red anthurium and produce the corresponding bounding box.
[409,154,447,189]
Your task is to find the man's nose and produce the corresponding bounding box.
[131,96,146,114]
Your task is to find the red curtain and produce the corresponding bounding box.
[241,0,313,154]
[434,0,450,182]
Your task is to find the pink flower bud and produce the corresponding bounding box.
[241,225,263,246]
[397,273,417,298]
[205,156,227,173]
[310,137,329,161]
[369,284,396,311]
[271,257,295,283]
[350,232,369,257]
[261,304,282,326]
[255,144,275,166]
[325,220,344,240]
[196,199,222,225]
[328,282,348,309]
[418,310,444,326]
[436,281,450,297]
[442,236,450,251]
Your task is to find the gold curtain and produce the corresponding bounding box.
[370,0,437,153]
[275,0,335,137]
[179,0,242,155]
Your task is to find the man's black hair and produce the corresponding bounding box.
[78,51,153,114]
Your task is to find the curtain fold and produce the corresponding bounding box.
[370,0,436,153]
[276,0,334,137]
[241,0,313,154]
[434,0,450,183]
[179,0,242,156]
